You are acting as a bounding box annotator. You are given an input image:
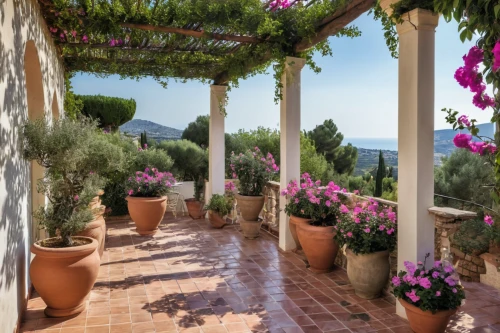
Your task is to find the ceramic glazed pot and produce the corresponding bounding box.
[239,218,263,239]
[76,214,106,258]
[30,237,100,317]
[346,249,390,299]
[235,194,265,221]
[185,198,206,219]
[399,299,457,333]
[126,196,167,235]
[297,222,339,273]
[208,212,227,229]
[289,215,312,251]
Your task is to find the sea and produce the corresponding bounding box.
[344,138,398,151]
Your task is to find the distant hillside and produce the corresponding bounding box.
[353,123,494,176]
[120,119,183,141]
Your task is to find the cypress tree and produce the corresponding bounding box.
[143,131,148,147]
[374,150,385,197]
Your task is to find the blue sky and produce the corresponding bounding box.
[72,12,488,138]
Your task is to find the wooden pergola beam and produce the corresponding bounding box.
[120,23,263,44]
[61,42,229,55]
[295,0,375,52]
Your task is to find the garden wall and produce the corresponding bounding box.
[0,1,65,331]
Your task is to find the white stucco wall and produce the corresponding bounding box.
[0,0,65,331]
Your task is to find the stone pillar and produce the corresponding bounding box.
[394,9,439,317]
[208,85,227,199]
[279,56,306,251]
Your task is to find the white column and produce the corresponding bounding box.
[209,85,227,199]
[279,56,306,251]
[396,9,439,317]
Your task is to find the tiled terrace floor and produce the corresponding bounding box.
[21,215,500,333]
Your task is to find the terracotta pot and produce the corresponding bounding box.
[126,196,167,235]
[289,215,312,251]
[235,194,265,221]
[30,237,100,317]
[399,299,457,333]
[76,214,106,258]
[297,222,339,273]
[489,240,500,254]
[185,198,206,219]
[208,212,227,229]
[89,195,101,210]
[346,249,390,299]
[239,218,263,239]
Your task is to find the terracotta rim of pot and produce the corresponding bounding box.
[31,237,97,259]
[399,299,458,318]
[85,216,105,229]
[289,215,312,225]
[126,196,167,203]
[185,198,202,202]
[345,248,390,258]
[298,222,336,238]
[235,193,264,200]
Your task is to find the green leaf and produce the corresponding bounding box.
[495,4,500,18]
[460,29,468,43]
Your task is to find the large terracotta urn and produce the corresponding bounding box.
[239,218,263,239]
[77,204,106,258]
[208,212,227,229]
[185,198,206,219]
[235,194,265,221]
[297,222,339,273]
[126,196,167,235]
[399,299,457,333]
[346,249,390,299]
[30,237,100,317]
[289,215,311,251]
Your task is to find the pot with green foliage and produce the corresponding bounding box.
[185,177,206,219]
[281,179,312,251]
[126,168,175,235]
[230,148,279,224]
[391,257,465,333]
[284,173,346,272]
[21,117,123,317]
[205,193,232,229]
[335,199,397,299]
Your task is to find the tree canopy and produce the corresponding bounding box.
[181,115,210,148]
[79,94,136,130]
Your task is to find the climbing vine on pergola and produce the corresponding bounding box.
[39,0,375,102]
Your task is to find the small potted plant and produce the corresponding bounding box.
[230,148,278,238]
[185,176,206,219]
[283,173,348,273]
[125,168,175,235]
[205,194,232,228]
[22,117,123,317]
[392,255,465,333]
[335,199,397,299]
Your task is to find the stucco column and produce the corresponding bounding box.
[395,9,439,317]
[279,56,306,251]
[209,85,227,199]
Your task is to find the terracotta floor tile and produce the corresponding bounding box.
[131,312,152,323]
[314,321,345,332]
[154,320,177,332]
[225,322,250,332]
[60,327,85,333]
[85,325,110,333]
[110,323,132,333]
[202,324,229,333]
[131,321,156,333]
[110,314,131,324]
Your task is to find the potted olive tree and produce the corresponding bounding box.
[282,173,347,272]
[335,199,397,299]
[125,168,175,235]
[392,256,465,333]
[230,148,278,238]
[185,176,206,219]
[21,117,123,317]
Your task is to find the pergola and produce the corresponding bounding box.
[40,0,439,317]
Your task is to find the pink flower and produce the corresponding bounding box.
[71,30,77,38]
[74,195,79,201]
[444,265,454,274]
[493,40,500,71]
[347,232,353,238]
[353,190,359,195]
[436,291,441,297]
[354,218,360,224]
[340,204,349,214]
[432,271,439,279]
[452,288,457,293]
[363,227,370,233]
[325,200,331,207]
[82,35,88,43]
[391,276,401,286]
[434,261,441,268]
[457,115,471,127]
[294,198,299,204]
[128,190,134,195]
[453,133,472,148]
[445,276,456,286]
[405,290,420,303]
[109,38,117,47]
[485,215,494,226]
[418,277,432,289]
[386,228,394,235]
[49,27,57,33]
[379,225,385,231]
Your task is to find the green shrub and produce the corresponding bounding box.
[158,139,208,180]
[79,94,136,130]
[21,117,123,246]
[100,133,174,215]
[205,194,232,216]
[451,219,491,255]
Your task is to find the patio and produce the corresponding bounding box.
[20,215,500,333]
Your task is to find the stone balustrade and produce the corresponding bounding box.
[260,181,281,236]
